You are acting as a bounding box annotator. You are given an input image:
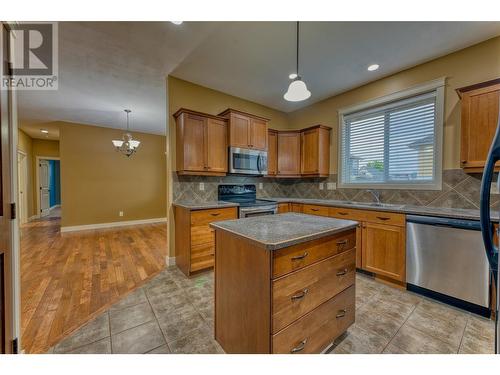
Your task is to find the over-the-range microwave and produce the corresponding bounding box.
[229,147,268,175]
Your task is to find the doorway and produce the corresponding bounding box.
[17,151,28,225]
[36,157,61,219]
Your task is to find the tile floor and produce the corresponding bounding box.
[47,267,495,354]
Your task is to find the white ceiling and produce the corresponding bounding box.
[18,21,500,139]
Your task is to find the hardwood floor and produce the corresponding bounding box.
[20,210,167,353]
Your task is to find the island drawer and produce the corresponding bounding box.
[191,207,238,226]
[302,204,329,217]
[272,285,355,354]
[272,229,356,278]
[272,248,355,333]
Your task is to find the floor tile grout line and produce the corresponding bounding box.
[379,294,421,353]
[393,301,467,353]
[457,314,472,354]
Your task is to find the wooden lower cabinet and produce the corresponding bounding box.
[294,203,406,284]
[277,202,290,213]
[361,222,406,282]
[175,206,238,276]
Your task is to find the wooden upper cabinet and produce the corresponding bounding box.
[300,125,331,177]
[277,131,301,176]
[458,79,500,173]
[219,108,269,151]
[267,129,278,176]
[206,118,228,173]
[250,118,268,150]
[174,108,228,176]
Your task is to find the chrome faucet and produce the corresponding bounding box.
[366,189,381,205]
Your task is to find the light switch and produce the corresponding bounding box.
[327,182,337,190]
[199,182,205,191]
[259,182,263,190]
[319,183,324,190]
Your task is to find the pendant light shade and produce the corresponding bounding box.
[284,78,311,102]
[284,21,311,102]
[112,109,141,157]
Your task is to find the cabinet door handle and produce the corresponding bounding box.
[210,213,221,217]
[291,252,308,261]
[336,268,348,276]
[338,212,348,216]
[291,288,309,301]
[376,216,390,221]
[290,339,308,353]
[336,309,347,318]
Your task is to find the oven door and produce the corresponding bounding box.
[229,147,267,175]
[239,205,277,218]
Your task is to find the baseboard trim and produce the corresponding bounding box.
[28,215,39,222]
[166,256,176,266]
[61,217,167,233]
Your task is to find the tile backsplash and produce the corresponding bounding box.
[173,169,499,210]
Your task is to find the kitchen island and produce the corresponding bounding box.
[210,213,359,354]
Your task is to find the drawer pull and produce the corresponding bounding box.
[376,216,390,221]
[338,212,348,216]
[210,213,221,217]
[291,252,308,261]
[291,288,309,301]
[336,268,348,276]
[311,208,320,212]
[290,339,308,353]
[336,309,347,318]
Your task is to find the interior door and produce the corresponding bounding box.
[1,22,15,354]
[39,160,50,217]
[17,152,27,224]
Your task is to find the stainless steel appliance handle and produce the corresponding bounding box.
[480,104,500,284]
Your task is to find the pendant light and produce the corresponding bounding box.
[112,109,141,157]
[284,21,311,102]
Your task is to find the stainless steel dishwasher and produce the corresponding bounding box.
[406,215,491,316]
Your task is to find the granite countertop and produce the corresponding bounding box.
[173,200,239,210]
[173,197,497,220]
[272,198,496,221]
[210,213,358,250]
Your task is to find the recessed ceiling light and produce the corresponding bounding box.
[171,21,183,25]
[367,64,380,71]
[289,73,298,79]
[40,129,49,134]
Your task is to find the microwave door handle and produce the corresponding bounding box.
[257,154,262,173]
[480,104,500,284]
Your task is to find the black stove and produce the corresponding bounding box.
[218,184,278,218]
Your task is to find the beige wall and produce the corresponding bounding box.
[59,121,167,227]
[287,36,500,172]
[17,130,60,218]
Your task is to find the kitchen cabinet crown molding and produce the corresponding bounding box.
[173,107,228,122]
[217,108,270,122]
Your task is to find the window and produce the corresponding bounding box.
[338,79,445,190]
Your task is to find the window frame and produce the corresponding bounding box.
[337,77,446,190]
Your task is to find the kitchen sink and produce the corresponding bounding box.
[340,201,404,209]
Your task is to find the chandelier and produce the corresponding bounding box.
[112,109,140,157]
